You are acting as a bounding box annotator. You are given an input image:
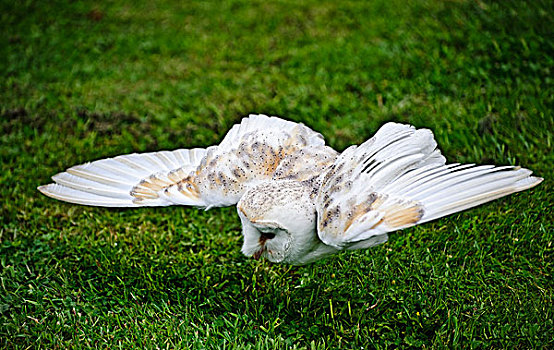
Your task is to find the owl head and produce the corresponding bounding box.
[237,180,325,264]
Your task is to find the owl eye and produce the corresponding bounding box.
[259,230,276,240]
[256,224,282,240]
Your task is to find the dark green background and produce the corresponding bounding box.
[1,0,552,348]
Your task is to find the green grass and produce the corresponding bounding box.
[1,0,552,348]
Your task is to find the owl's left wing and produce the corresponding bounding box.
[315,123,542,250]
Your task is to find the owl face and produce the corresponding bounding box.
[238,215,292,263]
[237,181,320,264]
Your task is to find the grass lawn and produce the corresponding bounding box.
[1,0,552,348]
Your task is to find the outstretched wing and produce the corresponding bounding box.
[38,114,334,208]
[315,123,543,250]
[38,148,208,207]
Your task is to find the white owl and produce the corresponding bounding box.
[38,115,542,265]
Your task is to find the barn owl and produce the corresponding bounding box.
[38,114,542,265]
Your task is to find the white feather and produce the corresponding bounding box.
[38,114,327,209]
[37,183,166,207]
[38,148,208,207]
[418,167,542,223]
[316,122,543,248]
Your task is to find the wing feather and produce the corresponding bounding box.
[39,114,333,208]
[316,122,542,249]
[39,148,208,207]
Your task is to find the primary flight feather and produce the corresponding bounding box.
[38,114,543,265]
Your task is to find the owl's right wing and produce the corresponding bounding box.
[38,114,336,208]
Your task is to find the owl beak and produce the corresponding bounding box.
[253,248,264,260]
[252,230,276,260]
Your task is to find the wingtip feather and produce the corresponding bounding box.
[37,184,49,195]
[516,176,543,191]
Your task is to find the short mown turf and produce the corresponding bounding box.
[1,0,552,348]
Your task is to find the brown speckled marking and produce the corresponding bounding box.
[138,180,163,192]
[130,166,201,202]
[131,174,173,200]
[232,166,246,180]
[382,203,424,227]
[239,181,315,224]
[273,146,337,182]
[319,204,341,233]
[195,131,312,199]
[262,145,286,175]
[318,191,423,236]
[369,193,423,228]
[131,190,158,200]
[177,176,201,199]
[369,195,387,210]
[138,124,329,207]
[167,168,188,183]
[342,201,374,232]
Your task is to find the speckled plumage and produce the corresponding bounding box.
[38,114,543,265]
